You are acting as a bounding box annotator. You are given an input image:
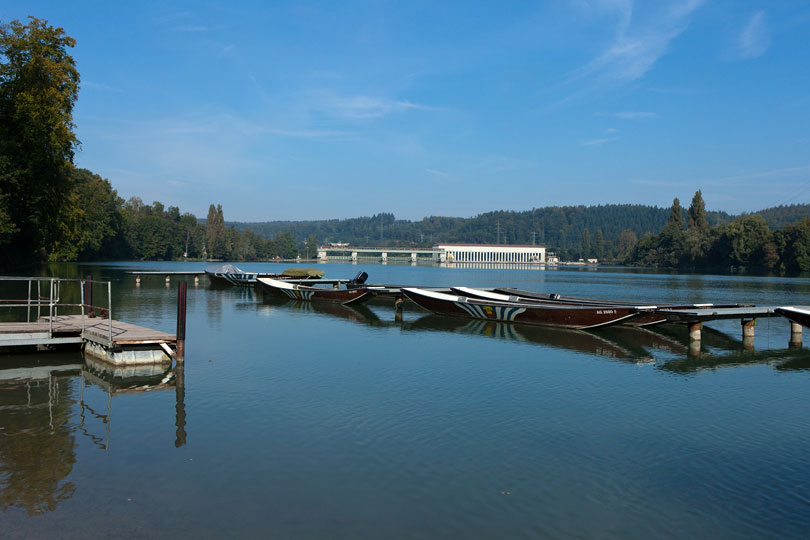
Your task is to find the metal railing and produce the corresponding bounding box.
[0,276,113,345]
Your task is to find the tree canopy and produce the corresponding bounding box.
[0,17,79,261]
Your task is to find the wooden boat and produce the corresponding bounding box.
[480,287,751,327]
[256,277,373,305]
[775,306,810,329]
[401,288,646,330]
[205,264,324,286]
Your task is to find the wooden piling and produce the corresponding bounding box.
[789,321,803,348]
[176,281,187,362]
[741,319,756,338]
[175,363,187,447]
[688,322,702,342]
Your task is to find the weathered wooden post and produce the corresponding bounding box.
[741,319,755,350]
[176,281,187,362]
[175,363,187,447]
[84,275,94,316]
[741,319,756,338]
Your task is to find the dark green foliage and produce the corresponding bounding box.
[775,219,810,273]
[755,205,810,229]
[48,168,123,260]
[0,17,79,263]
[688,190,709,233]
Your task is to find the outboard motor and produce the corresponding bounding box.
[347,271,369,288]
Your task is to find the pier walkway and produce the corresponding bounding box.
[0,276,177,364]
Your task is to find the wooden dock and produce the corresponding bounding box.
[0,315,177,365]
[0,276,182,365]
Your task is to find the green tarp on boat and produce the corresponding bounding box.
[281,268,325,278]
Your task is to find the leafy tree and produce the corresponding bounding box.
[305,233,318,259]
[48,168,123,260]
[205,204,227,259]
[688,190,709,233]
[593,229,604,260]
[776,218,810,274]
[616,229,638,260]
[710,214,772,269]
[274,232,298,259]
[0,18,80,262]
[581,228,591,259]
[666,198,685,232]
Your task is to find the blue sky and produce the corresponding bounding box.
[6,1,810,221]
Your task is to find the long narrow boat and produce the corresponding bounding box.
[774,306,810,329]
[402,288,646,330]
[256,277,373,305]
[482,287,752,327]
[206,264,325,287]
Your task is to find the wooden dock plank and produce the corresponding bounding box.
[0,315,175,346]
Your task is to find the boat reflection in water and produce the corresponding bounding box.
[0,352,186,515]
[261,296,810,372]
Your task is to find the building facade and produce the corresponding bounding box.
[436,243,546,263]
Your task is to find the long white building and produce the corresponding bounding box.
[317,243,547,264]
[437,243,546,263]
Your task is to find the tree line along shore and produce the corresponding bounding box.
[2,17,809,274]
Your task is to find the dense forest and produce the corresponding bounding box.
[2,18,809,275]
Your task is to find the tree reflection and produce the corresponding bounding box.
[0,371,78,515]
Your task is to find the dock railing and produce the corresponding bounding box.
[0,276,113,344]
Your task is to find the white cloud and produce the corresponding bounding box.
[739,11,770,59]
[562,1,704,95]
[327,95,434,119]
[580,137,618,147]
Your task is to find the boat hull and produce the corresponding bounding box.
[403,288,641,330]
[256,278,373,305]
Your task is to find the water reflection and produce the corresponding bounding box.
[79,356,179,450]
[257,295,810,372]
[0,355,80,515]
[0,353,184,515]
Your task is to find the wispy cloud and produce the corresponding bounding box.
[739,11,770,59]
[326,95,436,119]
[163,114,346,139]
[82,80,124,93]
[425,168,449,177]
[580,137,618,147]
[600,111,659,119]
[561,1,704,97]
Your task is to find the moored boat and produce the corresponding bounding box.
[402,288,647,330]
[256,277,374,305]
[480,287,752,327]
[205,264,325,287]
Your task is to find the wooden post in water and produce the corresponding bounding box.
[176,281,187,362]
[175,363,187,447]
[741,319,756,350]
[84,276,94,316]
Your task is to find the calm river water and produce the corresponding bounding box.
[2,262,810,539]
